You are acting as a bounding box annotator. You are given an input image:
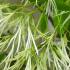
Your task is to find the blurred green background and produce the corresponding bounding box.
[0,0,21,3]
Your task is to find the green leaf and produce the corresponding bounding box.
[0,53,6,62]
[25,57,31,70]
[55,0,70,11]
[37,13,47,33]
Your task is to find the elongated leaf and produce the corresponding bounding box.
[37,13,47,33]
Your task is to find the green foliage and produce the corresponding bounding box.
[37,13,47,33]
[0,0,70,70]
